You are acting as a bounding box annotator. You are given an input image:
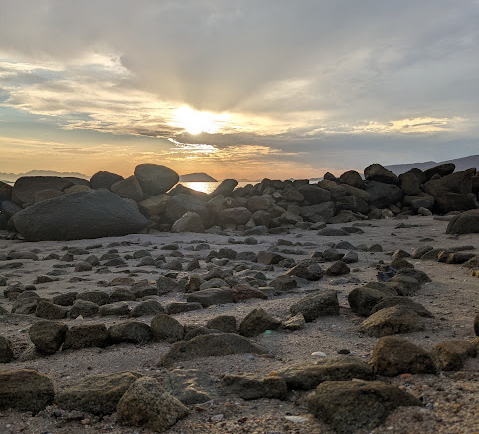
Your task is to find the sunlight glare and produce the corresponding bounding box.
[172,106,228,135]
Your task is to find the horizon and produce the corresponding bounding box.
[1,1,478,179]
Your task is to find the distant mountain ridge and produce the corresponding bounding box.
[179,172,217,182]
[385,154,479,175]
[0,170,89,182]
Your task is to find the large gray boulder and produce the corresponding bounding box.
[12,176,73,206]
[13,190,148,241]
[90,171,124,190]
[134,164,179,195]
[446,209,479,234]
[365,181,402,208]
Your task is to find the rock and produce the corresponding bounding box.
[187,288,234,307]
[75,261,93,272]
[134,164,179,195]
[307,380,422,434]
[435,192,478,214]
[207,315,237,333]
[63,324,109,349]
[475,313,479,336]
[282,313,306,331]
[138,195,168,217]
[56,372,141,415]
[0,180,13,202]
[218,207,252,226]
[286,263,323,281]
[109,288,136,303]
[13,190,148,241]
[172,211,205,233]
[156,276,185,295]
[370,336,435,376]
[269,274,297,292]
[339,170,364,188]
[232,283,268,302]
[110,175,144,201]
[247,195,275,212]
[0,200,22,219]
[298,185,331,204]
[35,300,68,319]
[348,286,396,317]
[279,358,374,390]
[159,333,265,367]
[300,202,335,223]
[424,163,455,180]
[130,300,164,317]
[108,321,152,344]
[371,296,433,318]
[325,260,350,276]
[166,194,210,225]
[77,290,109,305]
[431,340,476,371]
[64,184,91,194]
[0,369,55,412]
[90,171,124,190]
[150,314,184,343]
[99,301,130,316]
[257,251,285,265]
[166,301,203,315]
[211,179,238,197]
[364,164,399,185]
[0,336,14,363]
[399,171,422,195]
[446,209,479,234]
[165,369,218,405]
[359,306,425,337]
[33,188,64,203]
[221,373,287,400]
[116,376,188,431]
[290,289,340,322]
[317,228,349,236]
[365,181,403,208]
[12,176,73,206]
[238,308,281,337]
[28,320,68,355]
[12,297,39,314]
[69,300,99,318]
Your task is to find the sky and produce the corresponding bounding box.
[1,0,478,180]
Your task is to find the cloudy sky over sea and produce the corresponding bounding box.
[1,1,478,180]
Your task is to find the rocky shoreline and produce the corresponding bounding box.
[1,162,479,433]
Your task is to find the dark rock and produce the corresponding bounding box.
[99,301,130,316]
[211,179,238,197]
[69,300,99,318]
[171,211,205,233]
[29,320,68,355]
[371,297,433,318]
[12,176,73,206]
[300,202,335,223]
[134,164,179,195]
[257,251,285,265]
[0,180,13,202]
[109,288,136,303]
[238,308,281,337]
[1,200,23,218]
[370,336,435,376]
[187,288,234,307]
[286,263,323,281]
[13,190,148,241]
[108,321,152,344]
[279,357,374,390]
[317,228,349,236]
[0,336,14,363]
[165,369,217,405]
[156,276,185,295]
[298,185,331,204]
[435,192,477,214]
[232,284,268,302]
[218,207,252,226]
[159,333,265,367]
[150,314,184,343]
[166,194,209,225]
[90,171,124,190]
[399,171,422,195]
[56,372,141,415]
[221,373,287,400]
[110,175,144,201]
[359,306,425,337]
[12,297,40,314]
[307,380,422,434]
[35,300,68,319]
[475,313,479,336]
[63,324,109,349]
[116,377,188,431]
[0,369,55,412]
[76,290,109,305]
[165,302,203,315]
[207,315,237,333]
[339,170,364,188]
[446,209,479,234]
[290,289,339,321]
[282,313,306,331]
[130,300,164,317]
[348,286,396,317]
[431,340,476,371]
[424,163,455,180]
[364,164,398,185]
[325,260,350,276]
[365,181,403,208]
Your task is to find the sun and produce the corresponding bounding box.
[172,106,228,135]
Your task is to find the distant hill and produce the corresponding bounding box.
[179,172,217,182]
[385,154,479,175]
[0,170,89,182]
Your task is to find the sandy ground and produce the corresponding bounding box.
[0,215,478,434]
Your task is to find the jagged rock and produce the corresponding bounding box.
[35,300,68,320]
[279,357,374,390]
[290,289,339,321]
[150,314,184,343]
[28,320,68,355]
[13,190,148,241]
[134,164,179,195]
[325,260,350,276]
[431,340,476,371]
[370,336,435,376]
[282,313,306,331]
[307,380,422,434]
[0,336,14,363]
[116,376,188,431]
[359,306,425,337]
[110,175,144,201]
[446,209,479,234]
[63,324,109,349]
[90,171,124,190]
[238,308,281,337]
[108,321,152,344]
[156,276,185,295]
[269,274,297,292]
[0,369,55,412]
[159,333,265,367]
[56,372,142,414]
[165,369,218,405]
[221,373,287,400]
[424,163,455,180]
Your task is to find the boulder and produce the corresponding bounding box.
[221,373,288,400]
[116,377,188,432]
[211,179,238,197]
[218,207,252,226]
[110,175,144,201]
[399,171,422,195]
[186,288,234,307]
[35,300,68,320]
[13,190,148,241]
[171,211,205,233]
[475,313,479,336]
[431,340,476,371]
[150,314,184,343]
[0,369,55,412]
[365,181,402,208]
[307,380,421,434]
[290,289,339,321]
[159,333,265,367]
[339,170,364,188]
[130,300,164,317]
[63,324,109,349]
[238,308,281,337]
[359,306,425,337]
[435,192,477,214]
[134,164,179,195]
[33,189,64,203]
[12,176,73,206]
[300,202,336,222]
[56,372,141,414]
[370,336,435,376]
[69,300,99,318]
[207,315,237,333]
[446,209,479,234]
[298,185,331,204]
[137,195,168,216]
[166,194,210,225]
[424,170,473,197]
[28,320,68,355]
[0,336,14,363]
[424,163,455,180]
[348,286,396,317]
[370,296,433,318]
[108,321,152,344]
[364,164,398,185]
[0,180,13,202]
[164,369,218,405]
[90,171,124,190]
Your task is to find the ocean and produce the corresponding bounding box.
[180,180,318,194]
